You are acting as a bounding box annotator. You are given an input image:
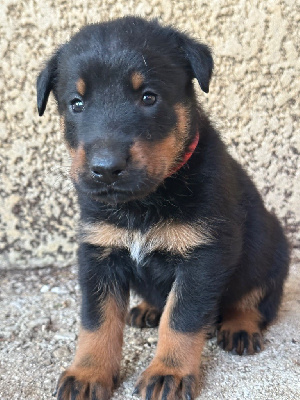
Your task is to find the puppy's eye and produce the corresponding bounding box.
[70,98,84,113]
[142,92,157,106]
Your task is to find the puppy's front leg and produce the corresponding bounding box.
[134,292,205,400]
[134,251,228,400]
[56,243,129,400]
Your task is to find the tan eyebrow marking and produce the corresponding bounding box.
[131,72,144,90]
[76,78,86,96]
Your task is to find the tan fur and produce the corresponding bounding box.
[236,288,265,311]
[81,219,215,260]
[131,72,144,90]
[130,103,191,179]
[64,296,126,387]
[218,308,263,354]
[70,143,86,182]
[155,290,205,374]
[174,103,190,141]
[130,134,178,178]
[137,290,204,397]
[76,78,86,96]
[221,308,262,334]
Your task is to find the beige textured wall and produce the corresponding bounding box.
[0,0,299,270]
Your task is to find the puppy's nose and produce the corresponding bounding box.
[90,155,126,184]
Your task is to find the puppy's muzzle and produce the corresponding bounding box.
[86,139,129,185]
[89,153,128,184]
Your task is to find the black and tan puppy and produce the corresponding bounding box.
[37,16,289,400]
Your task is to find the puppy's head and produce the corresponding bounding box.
[37,17,213,204]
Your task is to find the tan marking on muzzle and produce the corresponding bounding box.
[130,134,178,178]
[70,143,86,182]
[130,104,191,179]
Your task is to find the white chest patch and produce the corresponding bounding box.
[128,232,147,263]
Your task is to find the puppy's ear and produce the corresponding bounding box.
[177,33,213,93]
[36,50,60,116]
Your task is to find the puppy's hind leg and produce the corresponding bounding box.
[127,300,162,328]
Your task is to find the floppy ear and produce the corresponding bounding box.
[178,34,214,93]
[36,50,60,116]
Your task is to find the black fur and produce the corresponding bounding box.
[37,16,289,400]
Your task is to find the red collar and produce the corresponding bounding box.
[167,131,199,177]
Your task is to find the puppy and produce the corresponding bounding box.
[37,16,289,400]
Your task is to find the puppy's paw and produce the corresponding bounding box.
[127,301,161,328]
[217,308,264,355]
[55,367,118,400]
[133,360,198,400]
[217,328,263,355]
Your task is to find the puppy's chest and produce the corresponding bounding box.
[81,219,214,263]
[127,231,152,263]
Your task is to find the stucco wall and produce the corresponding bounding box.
[0,0,299,269]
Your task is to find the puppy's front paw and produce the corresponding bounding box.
[217,309,263,355]
[217,328,263,355]
[55,365,118,400]
[133,360,198,400]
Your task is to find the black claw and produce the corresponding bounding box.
[132,386,140,396]
[254,343,261,352]
[70,381,82,400]
[57,387,64,400]
[161,375,173,400]
[113,373,120,389]
[206,326,216,339]
[232,331,249,355]
[57,376,74,400]
[54,372,66,399]
[217,334,223,345]
[91,386,98,400]
[253,333,262,352]
[145,381,156,400]
[218,330,228,350]
[57,388,63,400]
[217,333,223,348]
[182,375,195,400]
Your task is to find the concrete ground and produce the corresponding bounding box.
[0,260,299,400]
